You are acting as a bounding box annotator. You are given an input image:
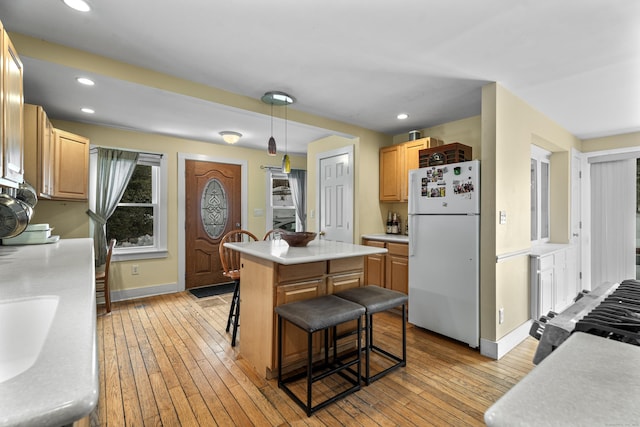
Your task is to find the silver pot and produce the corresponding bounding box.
[0,193,31,239]
[16,181,38,208]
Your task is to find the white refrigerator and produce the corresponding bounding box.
[407,160,480,348]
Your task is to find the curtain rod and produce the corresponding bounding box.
[89,146,164,157]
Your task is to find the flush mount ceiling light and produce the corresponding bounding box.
[397,113,409,120]
[63,0,91,12]
[81,107,95,114]
[219,131,242,144]
[261,91,295,157]
[76,77,95,86]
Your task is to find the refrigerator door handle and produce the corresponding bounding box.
[408,214,417,257]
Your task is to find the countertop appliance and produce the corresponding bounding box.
[530,278,640,364]
[408,160,480,347]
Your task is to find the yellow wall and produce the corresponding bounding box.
[482,83,581,341]
[581,131,640,152]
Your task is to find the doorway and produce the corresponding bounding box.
[178,154,248,292]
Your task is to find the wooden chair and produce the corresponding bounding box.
[219,229,258,346]
[96,239,116,314]
[263,228,284,240]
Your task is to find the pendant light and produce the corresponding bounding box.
[267,103,277,156]
[261,91,295,159]
[282,102,291,174]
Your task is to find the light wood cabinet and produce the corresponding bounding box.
[363,240,385,287]
[24,105,89,200]
[363,238,408,295]
[386,242,409,295]
[24,104,54,197]
[0,22,24,187]
[51,129,89,200]
[379,137,443,202]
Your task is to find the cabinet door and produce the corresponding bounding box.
[2,29,23,184]
[402,140,426,201]
[52,129,89,200]
[386,242,408,294]
[379,145,402,201]
[23,104,53,197]
[276,279,326,369]
[539,268,554,316]
[386,253,408,294]
[363,239,386,287]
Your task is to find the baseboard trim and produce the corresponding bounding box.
[111,282,179,303]
[480,320,533,360]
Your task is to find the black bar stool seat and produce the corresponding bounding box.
[275,295,365,416]
[335,285,407,385]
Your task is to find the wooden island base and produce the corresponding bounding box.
[239,253,368,378]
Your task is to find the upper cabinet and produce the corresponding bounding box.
[0,20,24,187]
[24,104,89,200]
[379,137,443,202]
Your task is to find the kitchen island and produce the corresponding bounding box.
[224,238,386,378]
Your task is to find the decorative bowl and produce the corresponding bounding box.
[280,231,317,247]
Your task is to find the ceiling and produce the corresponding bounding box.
[0,0,638,155]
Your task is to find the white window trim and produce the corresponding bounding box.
[531,145,551,245]
[89,147,168,261]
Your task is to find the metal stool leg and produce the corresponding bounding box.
[226,280,240,346]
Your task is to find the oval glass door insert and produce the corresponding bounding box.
[201,178,228,239]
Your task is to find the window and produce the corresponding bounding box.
[531,145,551,243]
[89,149,168,260]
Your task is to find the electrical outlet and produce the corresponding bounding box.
[498,307,505,324]
[132,264,139,275]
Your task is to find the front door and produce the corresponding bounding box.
[185,160,241,289]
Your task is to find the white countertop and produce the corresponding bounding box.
[224,239,387,264]
[0,239,98,427]
[485,332,640,426]
[361,234,409,243]
[529,243,571,257]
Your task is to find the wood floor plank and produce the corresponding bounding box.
[93,291,537,426]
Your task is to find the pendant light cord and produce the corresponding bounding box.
[270,103,274,136]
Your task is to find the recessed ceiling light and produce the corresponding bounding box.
[81,108,95,114]
[76,77,95,86]
[63,0,91,12]
[397,113,409,120]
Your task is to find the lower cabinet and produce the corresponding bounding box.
[530,246,576,319]
[363,238,408,295]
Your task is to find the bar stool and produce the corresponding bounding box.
[275,295,365,416]
[335,285,407,385]
[218,229,258,347]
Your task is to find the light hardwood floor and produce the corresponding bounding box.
[93,290,537,426]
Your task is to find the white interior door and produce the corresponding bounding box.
[318,146,353,243]
[570,149,583,294]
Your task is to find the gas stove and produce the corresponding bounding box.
[530,279,640,364]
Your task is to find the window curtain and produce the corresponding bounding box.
[87,148,139,266]
[590,159,636,286]
[289,169,307,231]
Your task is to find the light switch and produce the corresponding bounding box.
[499,211,507,225]
[253,208,264,217]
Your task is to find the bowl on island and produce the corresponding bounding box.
[280,231,317,247]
